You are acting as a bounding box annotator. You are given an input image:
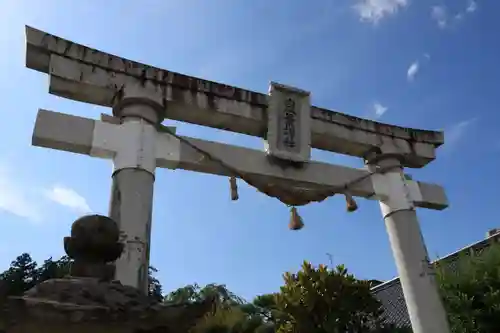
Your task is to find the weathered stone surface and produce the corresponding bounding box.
[32,109,449,210]
[7,278,160,321]
[4,278,212,322]
[65,215,123,264]
[4,286,213,332]
[265,82,311,162]
[63,215,123,281]
[26,26,444,168]
[0,215,214,332]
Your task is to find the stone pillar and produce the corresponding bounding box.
[366,153,450,333]
[109,96,164,294]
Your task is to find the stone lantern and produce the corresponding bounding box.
[0,215,213,333]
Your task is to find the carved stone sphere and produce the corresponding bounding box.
[71,214,120,245]
[64,215,123,264]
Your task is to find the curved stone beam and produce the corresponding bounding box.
[25,26,444,168]
[32,109,448,210]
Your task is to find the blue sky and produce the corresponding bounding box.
[0,0,498,301]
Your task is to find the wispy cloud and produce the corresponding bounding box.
[407,61,420,81]
[407,54,431,81]
[373,102,388,119]
[466,0,477,13]
[0,166,43,223]
[354,0,409,24]
[0,163,93,222]
[44,185,91,214]
[431,5,448,28]
[446,118,477,147]
[431,1,478,29]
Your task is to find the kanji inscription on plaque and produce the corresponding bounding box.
[265,82,311,162]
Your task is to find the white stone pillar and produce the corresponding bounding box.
[109,97,163,294]
[368,154,450,333]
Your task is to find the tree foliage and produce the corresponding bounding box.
[165,283,273,333]
[3,247,500,333]
[272,261,391,333]
[148,266,164,302]
[165,283,245,308]
[437,243,500,333]
[0,253,162,300]
[0,254,73,297]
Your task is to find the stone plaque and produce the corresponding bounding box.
[264,82,311,162]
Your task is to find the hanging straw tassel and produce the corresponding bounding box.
[345,193,358,212]
[229,176,239,201]
[289,207,304,230]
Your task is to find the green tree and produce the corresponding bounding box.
[192,306,251,333]
[243,295,282,333]
[36,256,72,282]
[0,253,163,300]
[192,304,277,333]
[236,293,286,332]
[272,261,391,333]
[250,294,281,322]
[437,244,500,333]
[148,266,164,302]
[165,283,244,307]
[167,284,276,333]
[0,253,38,296]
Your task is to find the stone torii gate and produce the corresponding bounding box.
[25,26,450,333]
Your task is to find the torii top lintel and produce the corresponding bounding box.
[25,26,444,168]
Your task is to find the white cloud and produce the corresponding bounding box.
[466,0,477,13]
[431,5,448,28]
[373,102,388,119]
[407,54,430,81]
[354,0,409,24]
[407,61,420,81]
[0,166,43,222]
[432,1,478,29]
[44,185,91,214]
[446,118,477,147]
[0,163,92,222]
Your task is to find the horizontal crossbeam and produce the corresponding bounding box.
[32,109,448,210]
[26,26,444,168]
